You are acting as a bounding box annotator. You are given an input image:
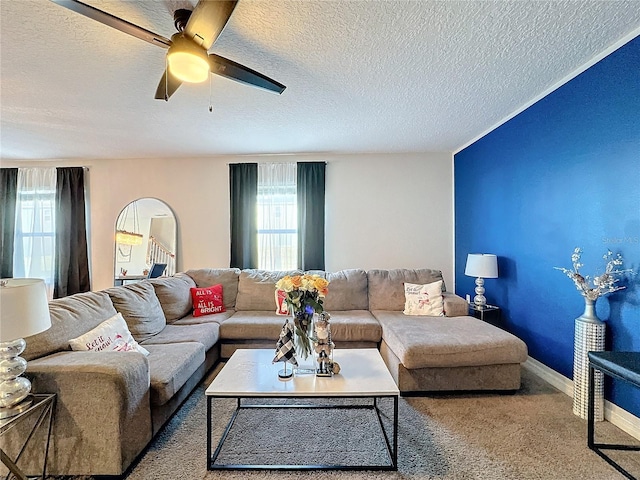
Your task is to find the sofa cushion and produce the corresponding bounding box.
[185,268,240,309]
[373,311,528,369]
[219,311,287,340]
[149,273,196,322]
[323,269,368,311]
[106,282,166,342]
[144,342,205,406]
[235,270,302,311]
[24,291,117,361]
[140,323,220,351]
[172,310,235,326]
[325,311,381,342]
[368,269,445,311]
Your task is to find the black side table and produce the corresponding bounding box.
[588,351,640,480]
[0,394,55,480]
[469,304,501,327]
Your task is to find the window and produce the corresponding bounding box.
[230,161,325,271]
[13,168,57,297]
[257,163,297,270]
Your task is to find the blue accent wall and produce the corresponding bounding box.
[455,36,640,416]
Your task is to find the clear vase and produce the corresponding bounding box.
[293,311,315,374]
[572,297,605,421]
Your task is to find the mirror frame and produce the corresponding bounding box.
[114,197,177,286]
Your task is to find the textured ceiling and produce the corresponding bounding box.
[1,0,639,161]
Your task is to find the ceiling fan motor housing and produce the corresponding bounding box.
[173,8,192,32]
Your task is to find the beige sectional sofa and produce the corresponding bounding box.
[23,267,527,476]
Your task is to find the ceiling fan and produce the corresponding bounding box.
[49,0,286,101]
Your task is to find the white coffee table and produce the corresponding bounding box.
[205,348,399,470]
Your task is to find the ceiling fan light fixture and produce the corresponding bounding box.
[167,34,210,83]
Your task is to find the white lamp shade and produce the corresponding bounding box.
[464,254,498,279]
[0,278,51,342]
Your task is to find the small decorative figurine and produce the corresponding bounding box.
[273,319,298,379]
[314,312,336,376]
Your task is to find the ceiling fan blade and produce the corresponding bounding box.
[184,0,238,50]
[209,54,286,94]
[49,0,171,48]
[154,69,183,101]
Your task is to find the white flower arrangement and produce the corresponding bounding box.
[555,248,632,301]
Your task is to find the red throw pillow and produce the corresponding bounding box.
[190,284,226,317]
[275,289,289,315]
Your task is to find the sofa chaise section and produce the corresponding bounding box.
[375,312,528,392]
[367,268,528,393]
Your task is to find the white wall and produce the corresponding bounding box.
[325,153,454,288]
[3,152,454,290]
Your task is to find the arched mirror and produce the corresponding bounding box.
[114,198,177,286]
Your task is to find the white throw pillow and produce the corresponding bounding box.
[403,280,444,316]
[69,312,150,356]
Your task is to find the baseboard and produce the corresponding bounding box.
[523,356,640,441]
[523,357,573,396]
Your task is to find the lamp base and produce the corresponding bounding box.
[0,338,32,411]
[0,395,33,419]
[473,277,487,306]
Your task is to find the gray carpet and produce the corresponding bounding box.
[118,366,640,480]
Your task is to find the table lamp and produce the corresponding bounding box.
[464,254,498,307]
[0,278,51,418]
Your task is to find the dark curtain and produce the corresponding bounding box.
[229,163,258,269]
[0,168,18,278]
[54,167,90,298]
[297,162,326,270]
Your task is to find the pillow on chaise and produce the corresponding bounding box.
[403,280,444,316]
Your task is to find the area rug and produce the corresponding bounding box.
[118,367,640,480]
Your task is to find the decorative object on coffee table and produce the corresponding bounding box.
[273,319,297,379]
[464,254,498,306]
[275,274,330,373]
[314,312,334,377]
[555,248,632,420]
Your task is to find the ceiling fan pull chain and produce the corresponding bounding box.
[165,56,169,101]
[209,74,213,112]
